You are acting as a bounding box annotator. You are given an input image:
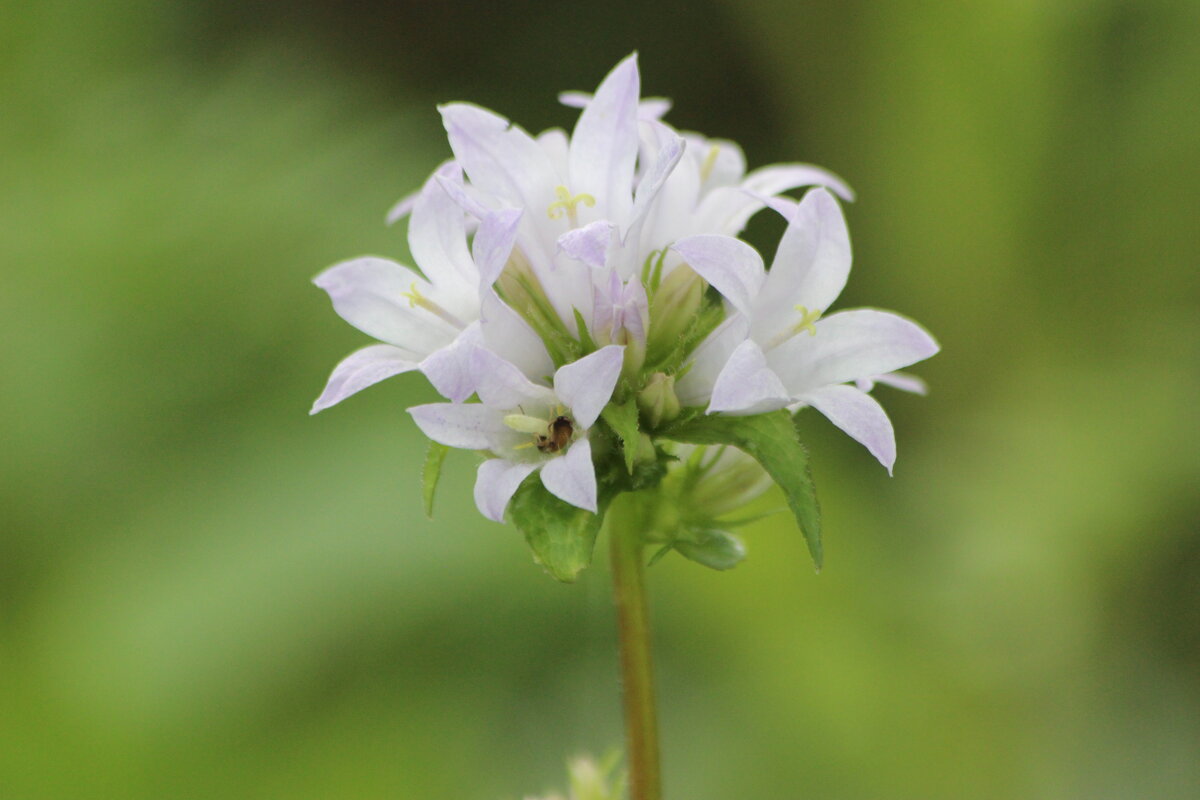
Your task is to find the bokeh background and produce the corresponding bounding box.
[3,1,1198,797]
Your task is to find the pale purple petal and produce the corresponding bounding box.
[434,169,495,220]
[799,384,897,474]
[479,290,554,382]
[707,339,792,415]
[623,129,685,244]
[310,344,418,414]
[313,257,459,355]
[557,220,616,269]
[753,188,852,344]
[769,309,940,395]
[419,322,483,402]
[408,403,504,450]
[675,314,750,407]
[408,163,476,290]
[472,207,524,285]
[439,103,561,211]
[741,163,856,203]
[671,234,765,317]
[385,189,419,225]
[474,459,540,522]
[857,371,929,395]
[536,128,570,177]
[569,54,640,223]
[560,91,671,121]
[472,347,556,410]
[539,438,598,512]
[553,345,625,429]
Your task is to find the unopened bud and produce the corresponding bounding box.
[646,265,703,360]
[637,372,681,427]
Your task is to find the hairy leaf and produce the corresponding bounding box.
[507,475,609,582]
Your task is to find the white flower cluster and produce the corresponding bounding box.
[313,54,938,523]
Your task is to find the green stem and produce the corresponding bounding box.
[608,494,662,800]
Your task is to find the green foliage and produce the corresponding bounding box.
[506,474,611,582]
[421,441,448,518]
[600,398,641,474]
[661,410,823,570]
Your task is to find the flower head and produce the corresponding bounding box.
[312,53,938,574]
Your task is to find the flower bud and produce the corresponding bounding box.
[637,372,681,427]
[646,265,703,360]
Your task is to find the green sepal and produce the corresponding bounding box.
[507,474,611,582]
[673,528,747,571]
[660,410,823,570]
[572,307,597,354]
[600,398,641,474]
[421,440,449,519]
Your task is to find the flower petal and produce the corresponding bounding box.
[472,347,556,410]
[675,314,749,407]
[624,128,685,241]
[857,371,929,395]
[695,162,855,236]
[385,189,419,225]
[313,257,459,355]
[560,91,672,121]
[557,220,616,269]
[472,207,524,286]
[439,102,562,213]
[553,345,625,429]
[419,322,483,402]
[474,458,540,522]
[707,339,792,415]
[539,438,598,512]
[671,234,765,317]
[310,344,418,414]
[568,54,640,224]
[798,384,897,474]
[753,188,852,343]
[408,162,476,291]
[769,309,940,395]
[479,290,554,382]
[408,402,504,450]
[742,163,855,203]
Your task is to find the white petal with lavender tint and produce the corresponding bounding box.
[568,54,640,224]
[799,384,897,474]
[479,290,554,383]
[558,220,616,269]
[769,309,940,395]
[559,91,671,121]
[419,322,483,403]
[624,129,685,242]
[408,403,504,450]
[440,103,562,214]
[310,344,418,414]
[385,189,419,225]
[472,207,524,285]
[671,234,765,317]
[675,314,750,407]
[752,188,852,345]
[539,438,597,512]
[707,339,792,415]
[408,162,476,291]
[553,345,625,429]
[474,459,540,522]
[313,257,459,355]
[472,347,556,411]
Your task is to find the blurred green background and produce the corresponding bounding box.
[2,1,1198,797]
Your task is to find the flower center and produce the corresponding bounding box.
[505,409,575,454]
[401,282,467,329]
[764,305,822,350]
[547,185,595,226]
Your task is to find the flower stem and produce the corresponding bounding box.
[607,494,662,800]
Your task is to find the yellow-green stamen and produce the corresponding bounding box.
[401,282,467,329]
[699,144,721,182]
[547,185,596,225]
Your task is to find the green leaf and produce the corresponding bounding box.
[601,398,641,474]
[421,441,449,519]
[660,410,823,570]
[507,474,609,582]
[674,528,746,571]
